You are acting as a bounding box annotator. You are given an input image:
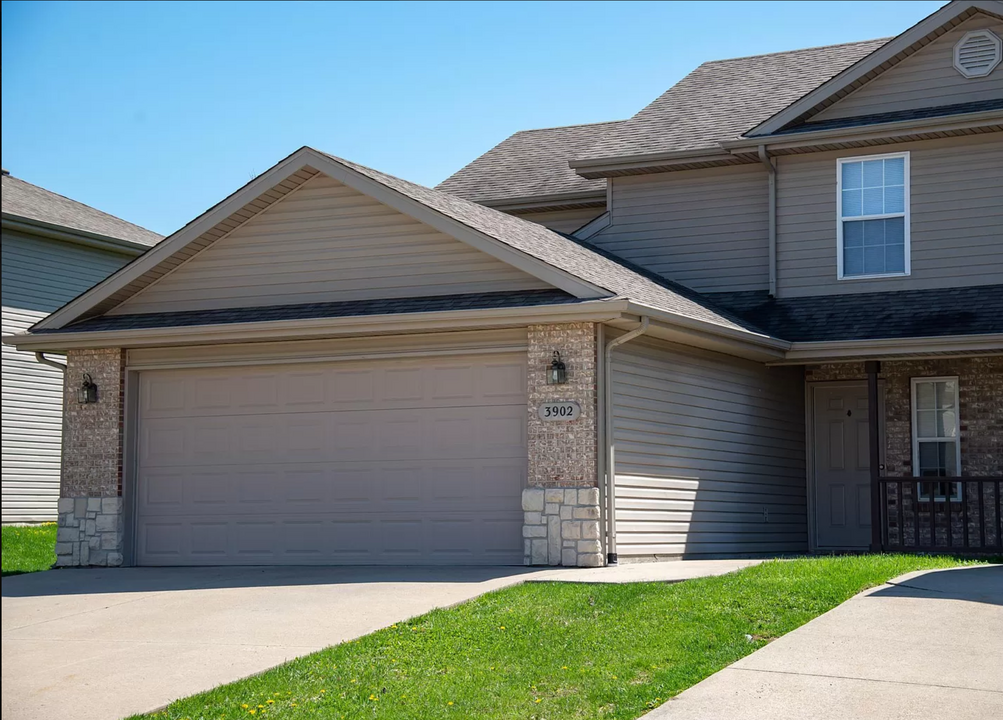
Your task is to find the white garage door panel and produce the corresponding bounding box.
[135,355,527,566]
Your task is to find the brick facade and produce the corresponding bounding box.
[57,348,125,566]
[807,356,1002,549]
[523,323,602,566]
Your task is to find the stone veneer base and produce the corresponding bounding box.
[55,497,124,567]
[522,487,603,567]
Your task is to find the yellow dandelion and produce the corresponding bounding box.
[266,700,274,705]
[535,698,542,703]
[241,705,249,710]
[562,666,568,669]
[499,625,506,630]
[350,678,357,683]
[320,689,327,693]
[447,701,454,706]
[369,694,378,701]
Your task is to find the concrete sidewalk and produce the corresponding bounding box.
[645,564,1003,720]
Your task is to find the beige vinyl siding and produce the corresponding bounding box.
[776,134,1003,298]
[113,174,548,315]
[591,165,769,293]
[612,336,806,559]
[813,15,1003,122]
[511,208,605,234]
[2,231,133,523]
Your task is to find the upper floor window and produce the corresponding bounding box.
[836,152,910,279]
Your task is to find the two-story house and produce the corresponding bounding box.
[2,170,162,524]
[6,0,1000,568]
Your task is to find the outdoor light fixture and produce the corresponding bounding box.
[547,351,567,385]
[77,373,98,404]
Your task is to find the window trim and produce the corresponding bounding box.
[911,376,962,502]
[835,151,911,281]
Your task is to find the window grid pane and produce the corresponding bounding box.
[840,155,907,278]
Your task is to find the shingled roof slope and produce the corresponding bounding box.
[576,38,890,163]
[435,121,621,203]
[706,285,1003,342]
[2,173,162,247]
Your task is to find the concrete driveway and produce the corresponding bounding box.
[2,558,759,720]
[645,564,1003,720]
[2,565,540,720]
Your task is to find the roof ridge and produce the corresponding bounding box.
[514,119,624,135]
[698,36,891,66]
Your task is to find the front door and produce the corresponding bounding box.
[813,384,872,549]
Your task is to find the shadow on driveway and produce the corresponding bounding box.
[868,563,1002,606]
[1,564,537,598]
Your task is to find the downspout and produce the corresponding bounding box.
[758,145,777,298]
[603,316,649,565]
[34,352,67,372]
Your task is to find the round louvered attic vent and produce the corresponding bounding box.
[953,29,1001,78]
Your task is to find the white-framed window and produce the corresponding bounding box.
[912,377,962,502]
[836,152,910,279]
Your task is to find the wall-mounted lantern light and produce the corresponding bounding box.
[77,373,98,404]
[547,351,568,385]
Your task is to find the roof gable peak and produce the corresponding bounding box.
[747,0,1003,137]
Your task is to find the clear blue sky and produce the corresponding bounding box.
[2,1,945,236]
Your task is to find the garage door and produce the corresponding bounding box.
[134,353,527,566]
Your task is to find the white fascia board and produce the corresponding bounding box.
[622,300,790,361]
[2,299,629,353]
[484,191,607,212]
[1,214,153,256]
[572,211,611,240]
[770,333,1003,365]
[747,1,998,137]
[31,148,317,332]
[569,149,739,178]
[304,151,607,299]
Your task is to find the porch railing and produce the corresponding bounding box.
[878,477,1002,554]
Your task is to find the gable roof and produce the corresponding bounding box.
[435,121,621,208]
[570,38,888,172]
[748,0,1003,136]
[33,147,770,342]
[1,172,162,247]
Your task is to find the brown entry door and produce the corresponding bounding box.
[813,385,871,549]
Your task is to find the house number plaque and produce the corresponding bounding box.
[538,401,581,421]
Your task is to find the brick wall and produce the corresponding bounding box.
[526,323,598,488]
[806,356,1002,476]
[524,323,602,566]
[807,356,1002,549]
[57,348,125,566]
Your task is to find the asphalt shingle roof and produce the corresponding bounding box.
[50,290,582,334]
[2,173,162,247]
[576,38,890,163]
[435,121,621,203]
[325,151,765,336]
[705,285,1003,342]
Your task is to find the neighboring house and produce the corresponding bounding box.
[1,170,162,523]
[4,0,1000,567]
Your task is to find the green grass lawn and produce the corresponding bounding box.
[1,523,57,576]
[139,554,986,720]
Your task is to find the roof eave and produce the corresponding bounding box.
[768,333,1003,365]
[621,300,790,362]
[3,299,630,353]
[725,110,1003,152]
[1,213,155,255]
[570,149,751,179]
[482,190,607,213]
